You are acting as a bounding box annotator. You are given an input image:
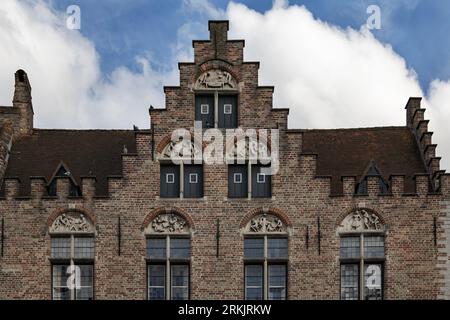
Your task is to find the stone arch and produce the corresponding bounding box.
[194,60,241,84]
[47,208,95,234]
[142,207,195,233]
[336,208,386,233]
[156,131,206,159]
[240,207,291,232]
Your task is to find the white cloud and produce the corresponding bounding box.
[1,0,450,171]
[0,0,175,129]
[223,1,450,170]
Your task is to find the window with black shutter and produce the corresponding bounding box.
[252,165,272,198]
[195,94,214,128]
[228,165,248,198]
[160,165,180,198]
[183,165,203,198]
[218,95,238,128]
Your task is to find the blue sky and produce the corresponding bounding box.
[50,0,450,92]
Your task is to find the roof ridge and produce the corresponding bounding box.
[295,126,407,132]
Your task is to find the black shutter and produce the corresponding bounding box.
[195,94,214,128]
[251,165,272,198]
[160,165,180,198]
[184,165,203,198]
[228,165,248,198]
[218,95,237,128]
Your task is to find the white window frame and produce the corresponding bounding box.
[200,104,209,115]
[166,173,175,184]
[189,173,198,184]
[234,172,243,184]
[224,104,232,114]
[257,173,266,184]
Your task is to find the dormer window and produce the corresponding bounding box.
[355,161,389,195]
[47,165,81,197]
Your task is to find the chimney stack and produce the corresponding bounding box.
[13,69,34,136]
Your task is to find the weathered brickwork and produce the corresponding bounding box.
[0,20,450,300]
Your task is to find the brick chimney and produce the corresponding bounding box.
[208,20,229,59]
[13,69,34,136]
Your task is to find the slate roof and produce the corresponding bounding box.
[300,126,428,194]
[4,129,137,196]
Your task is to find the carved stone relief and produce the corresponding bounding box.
[194,70,237,90]
[245,214,286,233]
[49,212,94,233]
[147,213,189,234]
[338,209,384,232]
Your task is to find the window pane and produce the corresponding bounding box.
[340,237,360,259]
[267,238,288,259]
[75,265,94,300]
[51,237,71,259]
[52,264,70,300]
[244,238,264,259]
[364,236,384,258]
[147,238,166,259]
[148,265,166,300]
[170,238,190,259]
[171,265,189,300]
[340,264,359,300]
[74,237,95,259]
[268,265,286,300]
[364,264,383,300]
[245,265,263,300]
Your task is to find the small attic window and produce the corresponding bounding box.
[355,163,389,195]
[47,166,82,197]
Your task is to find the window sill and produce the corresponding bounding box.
[157,196,208,201]
[224,197,275,202]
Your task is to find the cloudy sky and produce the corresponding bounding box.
[0,0,450,168]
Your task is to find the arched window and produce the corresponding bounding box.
[48,211,95,300]
[159,135,203,199]
[194,69,239,129]
[338,209,385,300]
[242,213,288,300]
[145,212,191,300]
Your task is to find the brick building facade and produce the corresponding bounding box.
[1,20,450,300]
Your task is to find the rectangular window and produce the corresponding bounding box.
[170,238,190,259]
[160,165,180,198]
[171,265,189,300]
[148,265,166,300]
[52,264,94,300]
[251,165,272,198]
[340,264,359,300]
[218,95,238,128]
[52,264,71,300]
[166,173,175,184]
[267,238,288,259]
[51,237,71,259]
[74,237,95,259]
[364,263,383,300]
[223,104,232,114]
[200,104,209,115]
[340,237,360,259]
[257,173,266,183]
[340,235,384,300]
[245,265,263,300]
[244,236,288,300]
[76,264,94,300]
[364,236,384,258]
[268,265,286,300]
[244,238,264,259]
[183,165,203,198]
[189,173,198,184]
[147,236,190,300]
[228,165,248,198]
[147,238,166,259]
[195,95,214,128]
